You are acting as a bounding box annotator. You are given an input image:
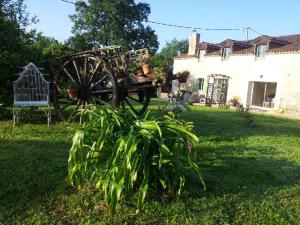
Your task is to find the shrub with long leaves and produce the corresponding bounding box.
[68,105,206,215]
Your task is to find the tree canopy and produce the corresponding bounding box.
[68,0,159,53]
[0,0,32,104]
[148,39,188,71]
[0,0,71,105]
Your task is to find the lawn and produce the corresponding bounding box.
[0,101,300,224]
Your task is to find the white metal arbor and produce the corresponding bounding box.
[206,74,229,106]
[13,63,51,125]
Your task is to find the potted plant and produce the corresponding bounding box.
[176,70,190,83]
[151,67,166,86]
[141,58,152,75]
[142,63,152,74]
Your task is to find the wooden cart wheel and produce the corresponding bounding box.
[120,87,151,116]
[53,54,119,120]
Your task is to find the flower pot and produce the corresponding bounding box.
[176,72,189,83]
[142,64,152,74]
[67,87,78,98]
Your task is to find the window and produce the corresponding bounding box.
[248,81,277,108]
[198,49,206,61]
[198,78,204,90]
[222,47,231,60]
[255,44,268,58]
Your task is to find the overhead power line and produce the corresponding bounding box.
[59,0,262,36]
[145,20,202,30]
[145,20,242,31]
[59,0,243,31]
[249,28,263,35]
[60,0,77,5]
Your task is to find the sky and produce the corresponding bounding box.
[25,0,300,50]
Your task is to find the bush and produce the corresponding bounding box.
[151,67,166,86]
[237,105,255,127]
[0,105,12,121]
[229,96,241,107]
[68,105,205,215]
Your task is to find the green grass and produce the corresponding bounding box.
[1,101,300,224]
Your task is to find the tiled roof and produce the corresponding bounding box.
[173,54,197,59]
[196,42,220,49]
[268,34,300,53]
[197,34,300,56]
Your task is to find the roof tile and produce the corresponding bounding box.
[197,34,300,56]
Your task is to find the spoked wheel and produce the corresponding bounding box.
[53,54,119,120]
[120,87,151,116]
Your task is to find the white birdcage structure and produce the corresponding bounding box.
[13,63,51,125]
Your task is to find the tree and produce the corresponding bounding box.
[148,39,188,71]
[0,0,34,104]
[0,1,69,105]
[68,0,159,53]
[161,39,188,58]
[26,31,73,63]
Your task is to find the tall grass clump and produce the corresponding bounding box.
[68,105,205,215]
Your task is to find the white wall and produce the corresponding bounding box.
[173,53,300,111]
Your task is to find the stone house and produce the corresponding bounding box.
[173,32,300,112]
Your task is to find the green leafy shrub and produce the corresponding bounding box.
[229,96,241,107]
[151,67,166,86]
[237,105,255,127]
[163,91,192,117]
[68,105,205,215]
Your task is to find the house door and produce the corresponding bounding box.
[247,81,277,108]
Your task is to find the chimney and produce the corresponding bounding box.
[188,32,200,55]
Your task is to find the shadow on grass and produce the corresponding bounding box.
[176,148,300,224]
[0,139,72,222]
[138,150,300,225]
[0,107,76,124]
[200,148,300,193]
[148,107,300,197]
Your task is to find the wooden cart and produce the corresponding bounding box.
[50,46,156,120]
